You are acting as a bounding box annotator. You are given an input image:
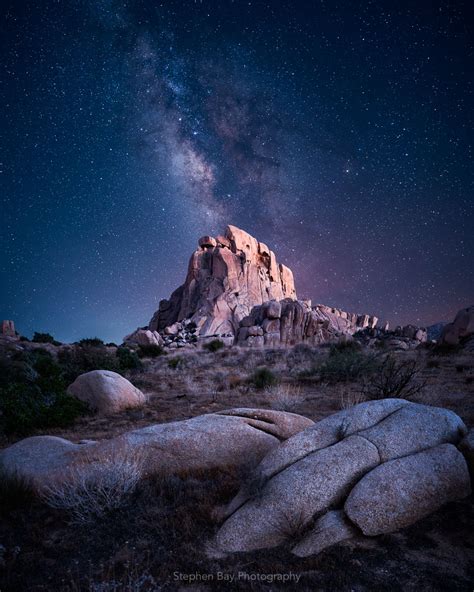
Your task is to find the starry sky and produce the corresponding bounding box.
[1,0,473,343]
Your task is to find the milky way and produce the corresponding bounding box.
[1,1,473,342]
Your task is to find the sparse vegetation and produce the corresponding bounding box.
[265,384,304,411]
[41,448,145,523]
[167,357,182,369]
[318,345,379,383]
[137,344,165,358]
[32,331,60,345]
[251,366,279,389]
[78,337,105,347]
[116,346,142,370]
[0,349,89,436]
[203,338,225,352]
[360,355,426,400]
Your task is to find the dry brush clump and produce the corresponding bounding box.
[264,384,305,411]
[41,446,145,523]
[360,355,426,401]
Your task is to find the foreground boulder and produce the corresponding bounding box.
[0,409,313,492]
[67,370,147,414]
[214,400,470,556]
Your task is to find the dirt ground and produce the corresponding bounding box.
[1,345,473,591]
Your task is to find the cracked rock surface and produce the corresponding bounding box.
[214,399,471,556]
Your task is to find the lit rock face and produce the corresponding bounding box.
[0,409,314,492]
[149,225,297,337]
[438,305,474,348]
[237,299,378,347]
[123,328,164,348]
[214,400,470,557]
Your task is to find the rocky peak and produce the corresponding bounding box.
[149,225,296,337]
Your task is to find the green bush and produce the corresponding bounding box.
[168,357,182,370]
[203,339,225,353]
[78,337,104,347]
[0,382,88,436]
[116,346,142,370]
[138,344,165,358]
[319,348,379,383]
[58,345,120,382]
[32,332,55,344]
[251,367,279,389]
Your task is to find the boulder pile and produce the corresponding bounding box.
[236,299,377,347]
[214,399,471,557]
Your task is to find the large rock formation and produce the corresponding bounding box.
[214,400,470,557]
[438,305,474,349]
[145,225,377,346]
[1,320,17,339]
[236,299,377,347]
[149,225,296,338]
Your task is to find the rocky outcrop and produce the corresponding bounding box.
[123,328,164,348]
[149,225,296,338]
[438,306,474,348]
[355,323,429,350]
[1,320,17,339]
[0,409,314,492]
[214,400,470,556]
[67,370,147,414]
[236,299,377,347]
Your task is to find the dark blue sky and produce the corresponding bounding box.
[1,0,473,343]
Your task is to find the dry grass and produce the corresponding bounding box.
[41,446,145,523]
[264,384,305,411]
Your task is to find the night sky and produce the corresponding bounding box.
[1,1,473,343]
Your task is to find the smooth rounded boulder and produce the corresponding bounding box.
[345,444,471,535]
[214,399,470,557]
[67,370,147,414]
[0,408,313,492]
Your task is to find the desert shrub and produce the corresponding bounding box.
[319,347,379,383]
[0,382,88,436]
[137,344,165,358]
[0,353,38,387]
[203,339,225,353]
[116,346,142,370]
[360,355,426,400]
[339,389,367,409]
[41,448,144,523]
[330,340,362,354]
[32,331,55,344]
[167,357,182,370]
[251,366,279,389]
[78,337,104,347]
[58,345,120,382]
[265,384,304,411]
